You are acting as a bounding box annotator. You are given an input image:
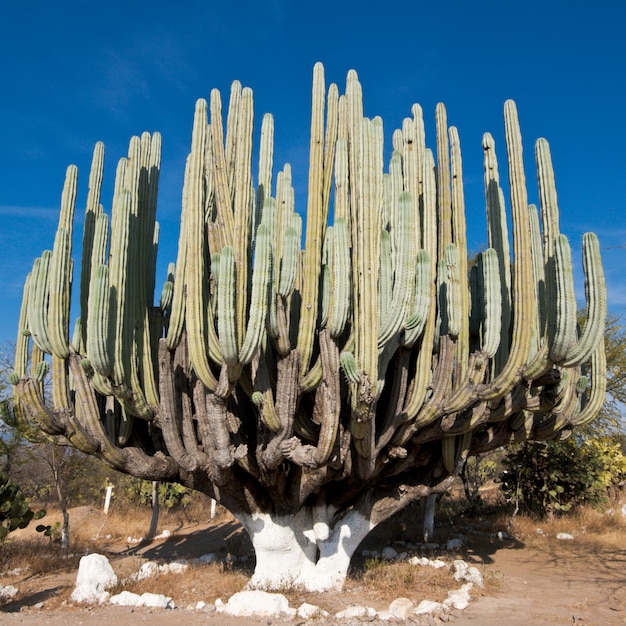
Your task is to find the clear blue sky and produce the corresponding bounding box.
[1,0,624,346]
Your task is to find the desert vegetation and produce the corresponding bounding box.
[3,62,616,595]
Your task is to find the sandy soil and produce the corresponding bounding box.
[1,505,625,625]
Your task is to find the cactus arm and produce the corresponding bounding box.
[311,330,340,465]
[561,233,606,367]
[28,253,53,355]
[327,217,351,338]
[239,224,272,364]
[479,101,536,401]
[210,88,235,249]
[546,235,577,362]
[224,80,242,201]
[378,191,415,349]
[483,132,512,374]
[86,265,112,377]
[47,227,72,359]
[297,62,326,376]
[449,126,470,381]
[435,104,452,255]
[569,341,607,427]
[233,87,254,348]
[79,142,105,353]
[166,155,191,350]
[185,100,219,390]
[401,150,438,419]
[217,246,238,367]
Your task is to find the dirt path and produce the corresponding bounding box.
[2,508,625,625]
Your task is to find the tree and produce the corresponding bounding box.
[9,63,607,591]
[500,313,626,517]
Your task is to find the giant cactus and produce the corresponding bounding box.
[11,63,607,591]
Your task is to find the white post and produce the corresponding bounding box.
[103,485,113,515]
[210,498,217,520]
[423,493,437,542]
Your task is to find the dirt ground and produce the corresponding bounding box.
[1,504,625,625]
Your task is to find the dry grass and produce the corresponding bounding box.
[1,493,624,614]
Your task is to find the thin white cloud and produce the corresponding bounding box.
[0,205,59,219]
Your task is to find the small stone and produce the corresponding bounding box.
[556,532,574,540]
[414,599,444,616]
[382,546,399,560]
[389,597,414,619]
[446,538,463,551]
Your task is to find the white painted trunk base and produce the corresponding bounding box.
[237,508,374,592]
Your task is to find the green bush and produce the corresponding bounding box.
[500,437,624,518]
[0,471,45,544]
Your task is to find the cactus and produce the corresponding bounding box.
[11,64,606,593]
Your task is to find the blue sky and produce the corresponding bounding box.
[1,0,624,347]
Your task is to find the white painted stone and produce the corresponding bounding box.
[389,597,414,619]
[382,546,399,560]
[297,602,328,618]
[556,532,574,540]
[70,554,118,604]
[444,583,473,610]
[110,591,141,606]
[217,590,294,617]
[431,558,447,569]
[0,584,18,604]
[452,560,483,586]
[160,560,188,574]
[130,561,159,581]
[414,599,444,615]
[138,592,174,608]
[335,605,377,619]
[446,537,463,550]
[195,600,207,610]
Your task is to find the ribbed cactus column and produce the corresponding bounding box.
[11,63,607,593]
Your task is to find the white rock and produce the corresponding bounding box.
[382,546,399,560]
[409,556,429,566]
[444,583,473,610]
[431,559,447,569]
[110,591,141,606]
[446,538,463,551]
[556,532,574,540]
[297,602,329,618]
[335,605,377,619]
[0,584,18,604]
[389,597,414,619]
[414,599,444,615]
[70,554,118,604]
[130,561,160,581]
[160,560,188,574]
[138,592,174,608]
[621,504,626,517]
[195,600,207,610]
[452,559,469,581]
[536,528,545,535]
[217,590,294,617]
[497,530,511,540]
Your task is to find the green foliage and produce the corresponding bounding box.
[0,471,45,544]
[126,480,191,510]
[500,437,625,517]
